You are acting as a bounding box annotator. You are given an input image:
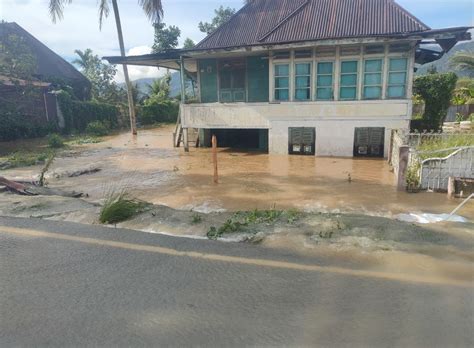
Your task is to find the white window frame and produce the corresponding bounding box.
[362,58,384,100]
[339,59,359,101]
[294,61,312,101]
[273,62,291,102]
[315,60,335,101]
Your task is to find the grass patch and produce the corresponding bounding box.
[71,136,103,145]
[99,190,150,224]
[1,150,52,169]
[206,208,302,240]
[191,213,202,224]
[416,134,474,160]
[47,134,65,149]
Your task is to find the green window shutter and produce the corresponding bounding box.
[199,59,218,103]
[247,56,269,102]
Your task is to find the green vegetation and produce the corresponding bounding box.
[406,162,421,192]
[71,136,102,145]
[206,208,302,240]
[416,134,474,160]
[99,190,150,224]
[191,213,203,224]
[86,120,111,136]
[413,73,458,131]
[57,92,120,133]
[139,74,179,124]
[1,150,51,169]
[199,6,236,34]
[47,134,64,148]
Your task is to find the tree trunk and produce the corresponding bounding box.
[111,0,137,135]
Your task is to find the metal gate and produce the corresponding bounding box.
[419,147,474,191]
[288,127,315,155]
[354,127,385,157]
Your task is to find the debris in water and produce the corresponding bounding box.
[396,213,468,224]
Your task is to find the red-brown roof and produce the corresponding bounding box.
[196,0,430,50]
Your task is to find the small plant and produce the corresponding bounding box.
[406,163,421,193]
[73,136,102,145]
[191,213,202,224]
[455,113,465,123]
[86,120,110,136]
[286,209,301,223]
[47,133,64,148]
[99,190,149,224]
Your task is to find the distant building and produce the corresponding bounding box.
[0,22,91,100]
[105,0,471,157]
[0,22,90,136]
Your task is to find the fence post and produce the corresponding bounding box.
[397,146,410,191]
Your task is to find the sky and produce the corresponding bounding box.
[1,0,473,82]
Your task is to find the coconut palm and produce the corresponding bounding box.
[450,51,474,74]
[48,0,163,135]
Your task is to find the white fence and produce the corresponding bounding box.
[418,147,474,191]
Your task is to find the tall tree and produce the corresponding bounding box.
[198,6,236,34]
[152,23,181,52]
[72,48,121,103]
[182,38,196,49]
[48,0,164,135]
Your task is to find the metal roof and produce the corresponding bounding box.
[196,0,431,50]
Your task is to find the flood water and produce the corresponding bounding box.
[4,126,474,219]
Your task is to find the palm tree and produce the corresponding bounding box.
[48,0,163,135]
[450,51,474,74]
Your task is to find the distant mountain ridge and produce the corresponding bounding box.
[417,40,474,78]
[119,72,193,98]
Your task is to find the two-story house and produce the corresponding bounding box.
[105,0,470,157]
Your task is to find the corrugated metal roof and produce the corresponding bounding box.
[196,0,430,50]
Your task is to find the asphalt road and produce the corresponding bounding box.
[1,216,473,347]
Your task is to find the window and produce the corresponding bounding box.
[289,127,315,155]
[315,46,336,58]
[364,45,385,55]
[340,46,361,56]
[273,51,290,60]
[340,61,358,100]
[294,63,311,101]
[295,50,312,59]
[316,62,334,100]
[363,59,383,99]
[389,43,411,53]
[274,64,290,101]
[387,58,408,99]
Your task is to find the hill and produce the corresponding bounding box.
[119,72,194,98]
[417,40,474,78]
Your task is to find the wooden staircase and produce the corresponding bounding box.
[173,111,199,150]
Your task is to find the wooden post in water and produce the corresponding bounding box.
[212,135,218,184]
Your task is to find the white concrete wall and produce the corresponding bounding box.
[182,100,411,157]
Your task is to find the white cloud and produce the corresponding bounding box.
[114,46,165,83]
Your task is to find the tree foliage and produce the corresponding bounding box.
[72,48,124,103]
[413,73,458,130]
[152,22,181,52]
[198,6,236,34]
[0,32,37,79]
[183,38,196,49]
[450,51,474,74]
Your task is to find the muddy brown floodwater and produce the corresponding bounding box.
[3,125,473,219]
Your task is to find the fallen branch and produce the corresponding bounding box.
[0,176,83,198]
[0,176,35,196]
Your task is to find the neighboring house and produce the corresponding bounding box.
[0,22,91,100]
[105,0,470,157]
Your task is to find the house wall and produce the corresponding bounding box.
[188,40,415,157]
[181,99,411,157]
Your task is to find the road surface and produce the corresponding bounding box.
[1,217,472,347]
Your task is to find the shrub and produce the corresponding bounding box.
[139,99,179,125]
[47,133,64,148]
[99,190,149,224]
[413,73,458,131]
[57,92,120,133]
[86,120,110,136]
